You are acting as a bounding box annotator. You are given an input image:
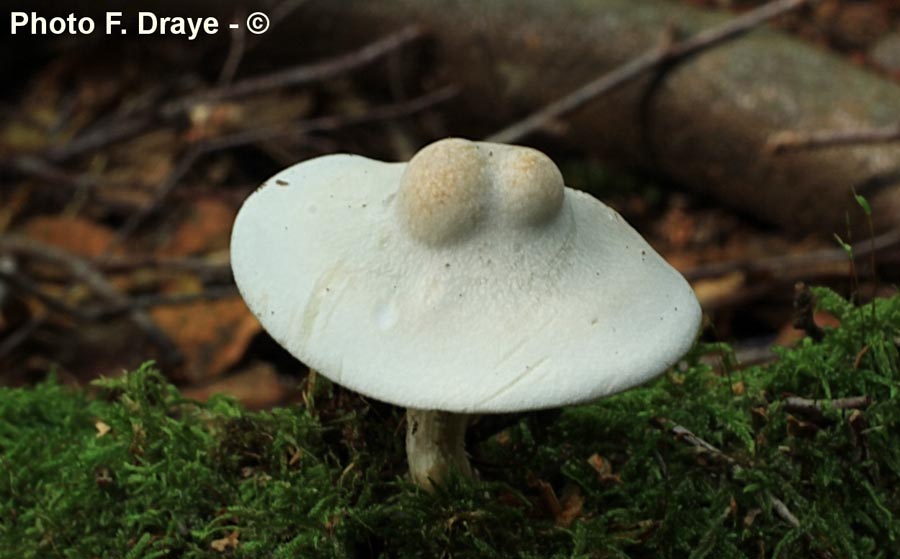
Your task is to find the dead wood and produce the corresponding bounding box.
[276,0,900,236]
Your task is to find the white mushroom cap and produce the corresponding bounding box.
[231,138,701,413]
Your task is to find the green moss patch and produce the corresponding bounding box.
[2,288,899,558]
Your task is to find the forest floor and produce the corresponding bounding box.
[2,1,900,556]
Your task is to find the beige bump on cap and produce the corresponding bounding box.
[231,138,702,414]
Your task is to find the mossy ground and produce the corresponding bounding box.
[1,288,899,558]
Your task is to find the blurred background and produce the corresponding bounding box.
[2,0,899,407]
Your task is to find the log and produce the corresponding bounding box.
[277,0,900,236]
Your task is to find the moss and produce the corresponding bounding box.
[1,289,899,558]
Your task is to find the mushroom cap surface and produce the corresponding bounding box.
[231,139,701,413]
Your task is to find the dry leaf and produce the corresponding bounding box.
[21,215,117,258]
[556,484,584,528]
[95,420,111,438]
[210,531,239,552]
[288,446,303,466]
[531,477,561,517]
[162,197,237,257]
[587,453,611,477]
[587,453,622,485]
[692,271,745,308]
[182,362,286,409]
[774,311,841,347]
[151,298,261,382]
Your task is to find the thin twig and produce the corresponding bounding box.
[218,0,309,83]
[1,155,152,215]
[768,123,900,153]
[44,114,155,163]
[0,235,183,367]
[770,496,801,528]
[161,25,426,117]
[111,149,203,246]
[682,228,900,282]
[0,268,88,321]
[88,286,239,319]
[0,313,48,360]
[42,26,426,162]
[783,395,872,420]
[200,84,458,152]
[95,254,231,278]
[217,9,248,85]
[654,418,831,553]
[5,155,105,191]
[107,85,457,242]
[487,0,813,144]
[654,418,738,468]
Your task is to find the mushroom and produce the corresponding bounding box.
[231,138,701,490]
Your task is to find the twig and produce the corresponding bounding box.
[0,268,88,321]
[768,123,900,153]
[111,149,203,246]
[44,113,156,163]
[5,155,105,191]
[1,155,152,214]
[783,395,872,421]
[217,9,248,85]
[88,286,239,319]
[770,496,800,528]
[0,235,183,368]
[0,313,48,360]
[42,25,426,162]
[95,254,231,279]
[233,0,309,62]
[161,25,426,117]
[200,85,458,152]
[487,0,814,144]
[654,419,817,541]
[107,85,457,241]
[682,228,900,282]
[218,0,311,84]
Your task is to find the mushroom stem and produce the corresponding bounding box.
[405,408,473,490]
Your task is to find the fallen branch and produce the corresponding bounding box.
[487,0,814,144]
